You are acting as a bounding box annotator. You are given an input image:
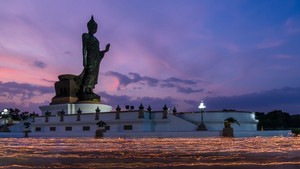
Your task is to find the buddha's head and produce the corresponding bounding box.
[87,15,98,34]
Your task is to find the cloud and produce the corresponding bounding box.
[163,77,198,85]
[33,60,47,69]
[100,91,177,111]
[104,71,132,87]
[0,81,54,114]
[177,87,204,94]
[160,83,203,94]
[205,87,300,114]
[161,77,203,94]
[0,81,53,101]
[160,83,177,88]
[183,99,198,107]
[100,91,132,107]
[104,71,158,88]
[105,71,203,94]
[128,72,159,87]
[104,71,160,90]
[0,81,53,93]
[42,78,56,83]
[1,81,299,115]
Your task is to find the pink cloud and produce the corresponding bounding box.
[0,53,55,86]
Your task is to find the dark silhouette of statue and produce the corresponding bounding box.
[76,16,110,101]
[51,16,110,104]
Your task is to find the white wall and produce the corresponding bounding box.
[29,110,259,137]
[39,103,112,115]
[178,111,258,131]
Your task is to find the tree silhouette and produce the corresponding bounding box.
[255,110,299,130]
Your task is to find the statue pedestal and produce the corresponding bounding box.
[51,74,103,104]
[95,127,106,138]
[222,127,234,137]
[51,74,79,104]
[40,103,112,115]
[45,73,112,115]
[222,122,234,137]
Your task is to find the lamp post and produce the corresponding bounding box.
[1,109,9,125]
[197,100,207,131]
[1,108,10,132]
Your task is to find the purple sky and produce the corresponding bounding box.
[0,0,300,114]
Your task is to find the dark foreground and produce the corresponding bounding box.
[0,137,300,169]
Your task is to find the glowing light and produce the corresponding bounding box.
[198,100,206,110]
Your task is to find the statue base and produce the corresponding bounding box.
[76,99,101,104]
[51,96,78,105]
[95,127,106,138]
[51,74,79,105]
[40,103,112,115]
[51,74,102,104]
[77,91,101,102]
[222,127,234,137]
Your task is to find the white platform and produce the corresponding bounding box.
[39,103,112,115]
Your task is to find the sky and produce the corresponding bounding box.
[0,0,300,114]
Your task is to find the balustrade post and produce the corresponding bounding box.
[138,103,144,119]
